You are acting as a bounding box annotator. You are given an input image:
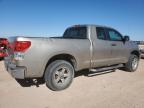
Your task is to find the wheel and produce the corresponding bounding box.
[44,60,74,91]
[125,54,139,72]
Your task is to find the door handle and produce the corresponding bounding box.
[111,43,117,46]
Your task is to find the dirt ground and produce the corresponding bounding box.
[0,60,144,108]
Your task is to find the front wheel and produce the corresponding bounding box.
[125,54,139,72]
[44,60,74,91]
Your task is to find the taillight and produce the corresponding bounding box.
[14,41,31,52]
[0,52,7,57]
[0,38,9,46]
[1,39,8,45]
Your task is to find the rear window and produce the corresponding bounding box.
[63,27,87,39]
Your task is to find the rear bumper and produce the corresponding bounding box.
[4,58,26,79]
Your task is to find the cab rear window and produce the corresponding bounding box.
[63,27,87,39]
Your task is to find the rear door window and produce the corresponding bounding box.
[96,27,107,40]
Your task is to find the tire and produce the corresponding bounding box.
[125,54,139,72]
[44,60,74,91]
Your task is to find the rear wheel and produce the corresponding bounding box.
[44,60,74,91]
[125,54,139,72]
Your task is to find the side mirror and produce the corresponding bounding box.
[123,36,130,42]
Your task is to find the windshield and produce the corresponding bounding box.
[63,27,87,39]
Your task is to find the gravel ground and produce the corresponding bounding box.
[0,59,144,108]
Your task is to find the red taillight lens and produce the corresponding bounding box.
[0,52,7,57]
[1,39,8,45]
[14,41,31,52]
[0,38,9,45]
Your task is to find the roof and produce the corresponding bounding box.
[70,24,114,29]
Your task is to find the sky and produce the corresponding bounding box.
[0,0,144,40]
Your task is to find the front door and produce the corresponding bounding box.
[106,28,128,64]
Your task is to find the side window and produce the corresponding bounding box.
[96,27,106,40]
[107,29,123,41]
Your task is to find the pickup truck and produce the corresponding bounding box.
[5,25,140,91]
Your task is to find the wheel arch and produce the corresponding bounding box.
[43,53,77,76]
[131,50,140,58]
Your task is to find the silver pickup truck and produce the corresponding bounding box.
[5,25,140,91]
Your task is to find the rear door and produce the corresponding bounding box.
[92,27,111,67]
[106,28,128,64]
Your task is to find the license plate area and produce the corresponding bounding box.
[14,52,24,60]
